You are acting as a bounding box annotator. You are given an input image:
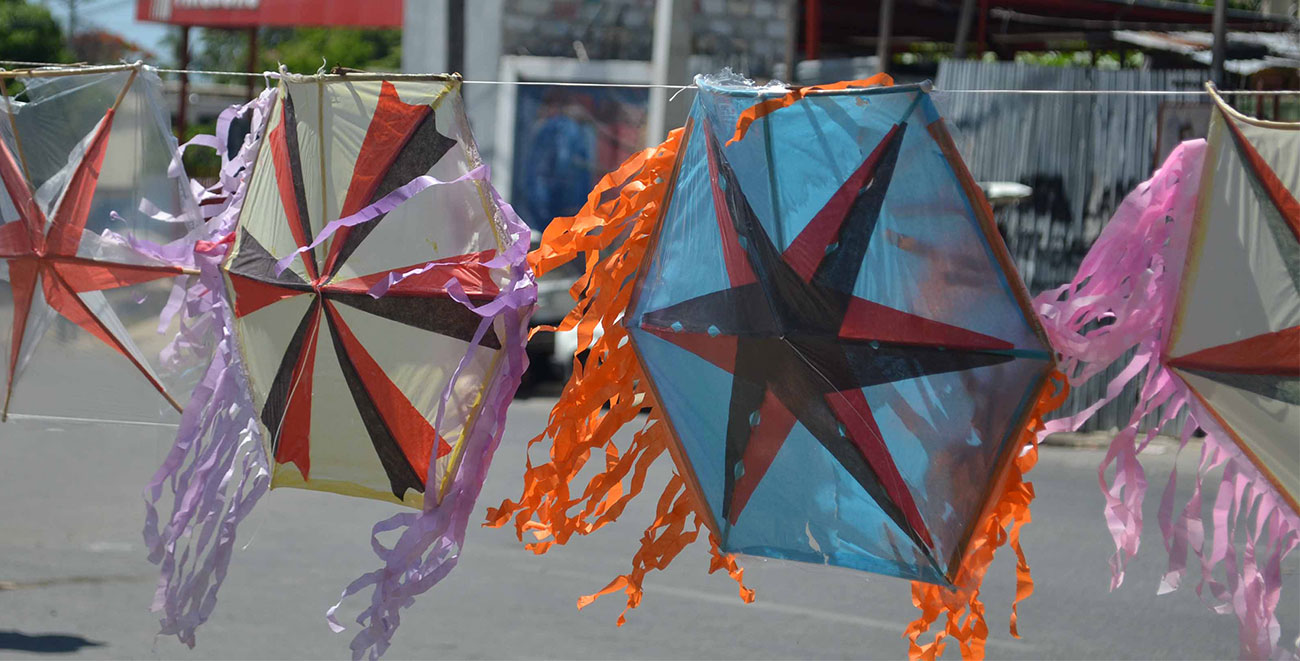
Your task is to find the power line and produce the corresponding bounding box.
[0,59,1298,95]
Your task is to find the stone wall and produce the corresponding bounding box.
[501,0,792,77]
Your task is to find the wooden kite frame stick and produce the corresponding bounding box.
[0,62,141,79]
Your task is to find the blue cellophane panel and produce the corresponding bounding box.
[630,77,1049,584]
[633,104,734,316]
[632,324,946,584]
[859,359,1047,569]
[739,90,1043,353]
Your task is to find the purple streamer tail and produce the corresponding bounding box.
[144,87,278,647]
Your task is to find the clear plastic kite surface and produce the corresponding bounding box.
[146,73,535,660]
[491,72,1066,660]
[0,64,202,421]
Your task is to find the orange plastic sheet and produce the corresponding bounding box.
[905,371,1069,660]
[726,73,894,146]
[485,127,754,621]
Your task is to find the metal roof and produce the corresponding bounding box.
[1113,29,1300,75]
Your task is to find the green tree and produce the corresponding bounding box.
[189,26,401,81]
[0,0,72,66]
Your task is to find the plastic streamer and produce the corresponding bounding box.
[905,371,1068,660]
[324,181,535,661]
[142,86,278,646]
[485,127,756,624]
[726,73,894,145]
[1035,138,1299,660]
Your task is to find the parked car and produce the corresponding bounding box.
[526,230,582,384]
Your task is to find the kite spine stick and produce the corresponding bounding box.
[905,371,1069,661]
[44,262,184,413]
[111,66,140,114]
[926,116,1054,351]
[0,74,35,189]
[0,62,142,79]
[318,79,329,256]
[1206,82,1300,131]
[619,118,725,545]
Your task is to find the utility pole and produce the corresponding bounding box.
[1211,0,1227,85]
[245,27,258,101]
[447,0,464,75]
[953,0,977,59]
[876,0,895,74]
[66,0,77,52]
[647,0,691,146]
[782,0,798,82]
[177,26,190,139]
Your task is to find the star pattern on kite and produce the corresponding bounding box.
[0,108,189,417]
[1166,102,1300,510]
[1169,108,1300,410]
[639,119,1022,562]
[226,81,502,500]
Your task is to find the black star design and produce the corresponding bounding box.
[637,117,1022,562]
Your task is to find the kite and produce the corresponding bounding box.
[144,72,534,659]
[0,63,203,422]
[489,72,1067,660]
[1037,85,1298,659]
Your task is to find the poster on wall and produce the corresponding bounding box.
[510,84,648,230]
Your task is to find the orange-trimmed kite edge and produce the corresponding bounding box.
[484,126,755,623]
[726,73,895,146]
[905,370,1069,661]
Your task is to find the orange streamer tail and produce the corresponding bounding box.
[727,73,894,146]
[904,371,1069,660]
[484,128,753,622]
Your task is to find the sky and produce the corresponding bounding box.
[40,0,177,64]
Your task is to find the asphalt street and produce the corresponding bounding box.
[0,393,1296,659]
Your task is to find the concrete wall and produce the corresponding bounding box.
[402,0,505,169]
[500,0,792,78]
[403,0,798,202]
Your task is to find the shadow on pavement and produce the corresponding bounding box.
[0,631,104,654]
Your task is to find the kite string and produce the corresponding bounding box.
[1,59,1298,94]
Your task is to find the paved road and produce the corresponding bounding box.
[0,395,1296,660]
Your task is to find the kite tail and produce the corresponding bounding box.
[141,233,270,647]
[1034,137,1299,659]
[905,371,1068,660]
[484,127,754,621]
[1167,400,1300,660]
[143,87,277,647]
[157,86,278,377]
[1035,138,1207,585]
[326,183,536,661]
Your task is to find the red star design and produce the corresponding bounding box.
[1,108,190,418]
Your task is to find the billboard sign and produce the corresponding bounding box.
[137,0,402,27]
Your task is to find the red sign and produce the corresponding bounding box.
[137,0,402,28]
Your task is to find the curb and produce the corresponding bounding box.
[1042,431,1188,450]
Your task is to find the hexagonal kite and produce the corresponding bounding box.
[1167,89,1299,512]
[0,64,202,421]
[491,74,1064,659]
[146,74,534,659]
[1035,85,1298,658]
[224,75,511,507]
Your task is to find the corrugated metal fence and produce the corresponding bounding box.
[934,61,1207,432]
